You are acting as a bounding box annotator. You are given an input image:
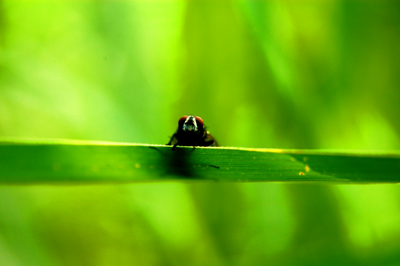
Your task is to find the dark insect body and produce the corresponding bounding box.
[167,115,218,149]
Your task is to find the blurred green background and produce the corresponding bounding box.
[1,1,400,265]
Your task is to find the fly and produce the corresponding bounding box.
[167,115,218,150]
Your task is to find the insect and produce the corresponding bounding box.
[167,115,218,149]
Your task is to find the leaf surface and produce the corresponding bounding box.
[1,139,399,184]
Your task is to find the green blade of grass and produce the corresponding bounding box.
[0,138,399,184]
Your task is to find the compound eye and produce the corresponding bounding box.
[178,115,188,125]
[195,116,204,128]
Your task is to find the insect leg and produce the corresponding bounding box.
[204,140,216,146]
[167,136,173,145]
[172,143,178,151]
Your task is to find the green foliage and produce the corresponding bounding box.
[1,1,400,266]
[1,139,400,184]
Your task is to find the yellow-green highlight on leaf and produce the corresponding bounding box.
[0,138,399,184]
